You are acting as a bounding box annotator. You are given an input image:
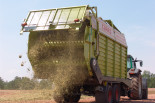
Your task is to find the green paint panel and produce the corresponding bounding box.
[98,32,127,78]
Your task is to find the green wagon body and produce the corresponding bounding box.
[21,5,127,81]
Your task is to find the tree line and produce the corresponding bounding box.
[142,70,155,88]
[0,70,155,90]
[0,76,52,90]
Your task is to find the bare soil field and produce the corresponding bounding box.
[0,88,155,103]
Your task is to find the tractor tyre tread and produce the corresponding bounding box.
[130,74,142,100]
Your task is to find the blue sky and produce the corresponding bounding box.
[0,0,155,81]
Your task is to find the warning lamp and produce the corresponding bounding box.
[74,19,80,22]
[21,22,27,27]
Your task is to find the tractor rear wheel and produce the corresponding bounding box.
[142,88,148,99]
[142,78,148,99]
[142,83,148,99]
[130,74,142,100]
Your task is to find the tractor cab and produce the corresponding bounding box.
[127,55,143,74]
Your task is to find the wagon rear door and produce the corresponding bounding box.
[20,5,88,34]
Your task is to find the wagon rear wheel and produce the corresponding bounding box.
[53,94,64,103]
[95,85,112,103]
[53,87,81,103]
[64,93,81,102]
[107,86,112,103]
[112,85,120,103]
[64,87,81,103]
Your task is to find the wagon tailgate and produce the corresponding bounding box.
[20,5,87,33]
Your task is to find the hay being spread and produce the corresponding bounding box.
[28,27,88,96]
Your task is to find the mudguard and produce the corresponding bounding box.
[90,58,103,84]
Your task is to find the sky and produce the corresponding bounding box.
[0,0,155,81]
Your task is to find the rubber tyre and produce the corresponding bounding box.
[142,88,148,99]
[53,93,81,103]
[54,87,81,103]
[142,78,148,99]
[95,85,112,103]
[64,87,81,103]
[107,85,113,103]
[112,85,120,103]
[53,95,64,103]
[130,74,142,100]
[64,93,81,103]
[95,86,106,103]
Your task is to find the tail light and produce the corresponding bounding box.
[74,19,79,22]
[129,69,135,74]
[21,22,27,27]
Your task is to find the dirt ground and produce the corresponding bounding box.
[0,88,155,103]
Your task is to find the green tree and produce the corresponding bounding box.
[142,70,155,88]
[6,76,22,90]
[39,79,49,89]
[20,77,35,90]
[5,76,35,90]
[0,77,4,89]
[0,76,53,90]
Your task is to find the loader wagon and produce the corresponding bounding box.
[20,5,148,103]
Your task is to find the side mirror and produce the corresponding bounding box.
[140,61,143,67]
